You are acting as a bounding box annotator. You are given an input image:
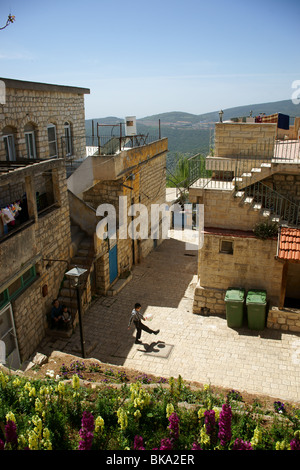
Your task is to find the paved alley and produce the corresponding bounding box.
[37,232,300,404]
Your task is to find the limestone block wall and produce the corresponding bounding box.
[267,307,300,333]
[265,172,300,205]
[214,122,277,158]
[0,162,72,362]
[80,141,167,294]
[193,234,283,317]
[198,189,267,231]
[0,79,89,161]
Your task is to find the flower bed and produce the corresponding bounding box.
[0,368,299,451]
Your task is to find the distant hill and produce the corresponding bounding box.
[139,99,300,125]
[85,99,300,171]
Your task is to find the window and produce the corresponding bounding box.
[0,266,37,309]
[25,131,36,159]
[64,122,73,157]
[3,134,16,161]
[47,124,57,158]
[220,240,233,254]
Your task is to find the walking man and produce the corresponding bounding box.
[128,303,159,344]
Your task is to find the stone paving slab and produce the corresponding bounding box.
[37,233,300,403]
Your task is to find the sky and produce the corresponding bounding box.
[0,0,300,119]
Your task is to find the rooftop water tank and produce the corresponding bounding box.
[125,116,137,136]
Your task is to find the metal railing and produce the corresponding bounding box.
[186,139,300,227]
[243,181,300,227]
[188,139,300,190]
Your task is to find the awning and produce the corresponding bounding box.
[277,227,300,262]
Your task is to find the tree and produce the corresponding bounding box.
[0,14,15,31]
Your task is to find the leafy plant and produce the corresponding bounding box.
[253,221,278,239]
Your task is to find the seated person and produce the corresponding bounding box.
[62,304,72,329]
[51,299,64,329]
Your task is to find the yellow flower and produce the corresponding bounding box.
[35,398,43,413]
[166,403,174,418]
[198,407,205,419]
[134,409,141,420]
[275,440,290,450]
[117,407,128,431]
[0,371,8,388]
[95,416,104,433]
[199,425,210,447]
[72,374,80,390]
[13,377,21,387]
[251,426,262,448]
[6,411,16,423]
[57,381,65,395]
[212,407,220,420]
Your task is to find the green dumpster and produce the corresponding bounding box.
[224,288,245,328]
[246,290,267,330]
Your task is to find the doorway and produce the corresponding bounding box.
[284,263,300,308]
[0,303,21,369]
[109,241,118,285]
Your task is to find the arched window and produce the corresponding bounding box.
[24,123,37,159]
[47,123,57,158]
[64,121,73,157]
[3,126,16,161]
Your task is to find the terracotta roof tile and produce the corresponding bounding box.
[278,228,300,262]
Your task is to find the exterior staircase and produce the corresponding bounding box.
[234,181,300,227]
[188,152,300,228]
[57,222,94,327]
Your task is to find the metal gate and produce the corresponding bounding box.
[0,303,21,369]
[109,242,118,284]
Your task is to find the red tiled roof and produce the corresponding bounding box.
[278,228,300,262]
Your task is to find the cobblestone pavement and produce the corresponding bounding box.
[37,233,300,403]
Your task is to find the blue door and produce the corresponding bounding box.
[109,244,118,284]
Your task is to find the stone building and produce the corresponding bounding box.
[0,77,89,162]
[0,158,71,366]
[189,117,300,333]
[67,134,168,296]
[0,78,90,366]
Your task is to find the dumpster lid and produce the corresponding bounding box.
[246,290,267,304]
[225,288,245,302]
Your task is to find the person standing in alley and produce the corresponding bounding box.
[128,303,159,344]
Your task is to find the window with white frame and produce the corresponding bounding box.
[47,124,57,158]
[64,121,73,157]
[3,134,16,161]
[25,130,36,159]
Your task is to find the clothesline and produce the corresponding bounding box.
[0,201,22,233]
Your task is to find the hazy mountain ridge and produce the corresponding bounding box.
[85,99,300,171]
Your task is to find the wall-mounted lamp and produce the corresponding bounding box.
[65,266,87,358]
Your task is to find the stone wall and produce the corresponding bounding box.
[267,307,300,333]
[81,140,167,294]
[193,233,283,316]
[0,79,89,161]
[194,188,267,231]
[0,160,72,362]
[214,122,277,158]
[266,173,300,205]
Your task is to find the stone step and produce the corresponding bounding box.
[71,256,89,266]
[58,295,78,309]
[60,287,77,299]
[79,238,93,250]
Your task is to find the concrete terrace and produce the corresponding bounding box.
[36,231,300,404]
